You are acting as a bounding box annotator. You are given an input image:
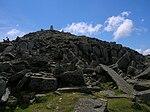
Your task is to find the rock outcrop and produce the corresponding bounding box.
[73,98,108,112]
[0,29,149,109]
[100,64,135,94]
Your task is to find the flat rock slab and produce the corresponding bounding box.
[57,86,101,93]
[73,98,107,112]
[100,64,135,95]
[100,90,134,99]
[107,94,135,99]
[127,79,150,88]
[134,66,150,79]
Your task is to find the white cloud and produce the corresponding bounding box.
[133,27,147,36]
[143,49,150,55]
[104,11,133,40]
[113,19,133,40]
[135,49,142,54]
[6,29,25,39]
[7,29,20,36]
[104,16,124,32]
[135,48,150,55]
[63,22,102,36]
[121,11,131,16]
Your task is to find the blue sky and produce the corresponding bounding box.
[0,0,150,55]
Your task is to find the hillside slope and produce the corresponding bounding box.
[0,29,150,111]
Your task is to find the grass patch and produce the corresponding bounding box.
[108,98,150,112]
[1,92,149,112]
[14,92,95,112]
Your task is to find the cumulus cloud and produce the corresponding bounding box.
[6,29,25,40]
[113,19,133,40]
[104,11,133,40]
[104,16,124,32]
[135,49,142,54]
[136,48,150,55]
[121,11,131,16]
[62,22,102,36]
[143,49,150,55]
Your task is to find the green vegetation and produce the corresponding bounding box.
[13,92,95,112]
[108,98,150,112]
[1,91,148,112]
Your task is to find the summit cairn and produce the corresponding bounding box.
[50,25,54,31]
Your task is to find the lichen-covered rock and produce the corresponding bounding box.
[73,98,108,112]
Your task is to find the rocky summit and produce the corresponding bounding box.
[0,28,150,111]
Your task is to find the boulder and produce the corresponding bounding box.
[15,72,32,92]
[9,69,30,82]
[73,98,108,112]
[100,90,115,97]
[134,66,150,79]
[136,89,150,101]
[93,46,101,57]
[127,66,136,76]
[0,72,12,78]
[116,52,131,69]
[3,45,14,53]
[101,47,109,64]
[111,57,118,64]
[30,55,48,67]
[57,86,101,93]
[6,96,17,107]
[0,77,7,99]
[95,65,103,74]
[76,59,86,69]
[35,94,46,103]
[0,43,10,52]
[2,53,15,61]
[19,42,28,52]
[78,41,92,56]
[54,50,63,60]
[110,42,122,50]
[58,68,85,87]
[0,62,12,72]
[28,75,57,92]
[111,49,118,57]
[27,41,34,50]
[83,68,94,74]
[0,88,10,103]
[100,64,135,94]
[12,60,29,72]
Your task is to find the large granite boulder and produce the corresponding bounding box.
[78,41,92,56]
[100,64,135,94]
[116,52,131,69]
[136,89,150,101]
[58,68,85,87]
[28,75,57,92]
[0,77,7,99]
[134,66,150,79]
[0,62,12,72]
[0,88,10,103]
[73,98,108,112]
